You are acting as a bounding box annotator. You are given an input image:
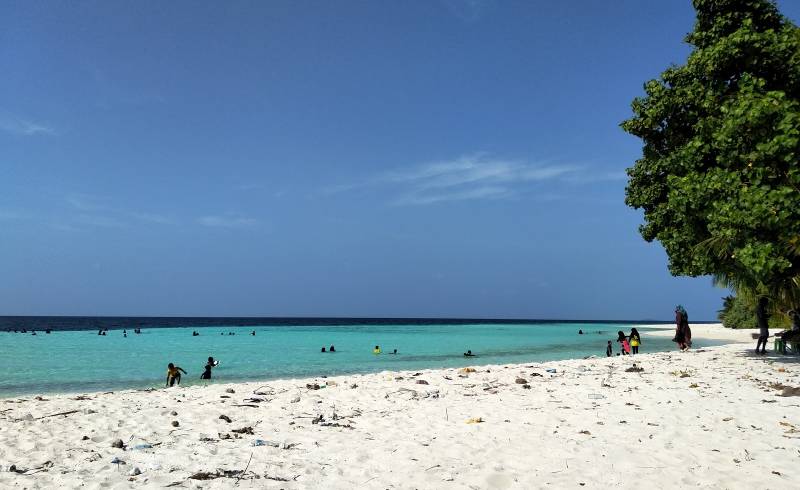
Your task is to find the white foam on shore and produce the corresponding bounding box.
[1,324,797,489]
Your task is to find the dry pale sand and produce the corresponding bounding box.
[1,324,799,489]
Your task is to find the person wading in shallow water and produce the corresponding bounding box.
[629,328,641,354]
[166,363,187,387]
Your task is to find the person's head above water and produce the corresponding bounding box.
[168,363,175,369]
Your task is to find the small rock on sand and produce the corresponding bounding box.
[515,378,528,384]
[129,467,141,476]
[219,414,232,423]
[171,420,180,427]
[416,380,429,385]
[170,411,177,416]
[111,439,124,448]
[225,388,235,394]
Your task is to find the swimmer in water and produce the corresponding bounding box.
[200,357,218,380]
[166,363,187,387]
[463,350,475,357]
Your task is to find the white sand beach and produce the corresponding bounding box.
[1,324,798,489]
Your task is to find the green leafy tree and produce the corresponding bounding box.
[622,0,800,306]
[717,293,789,327]
[718,294,757,328]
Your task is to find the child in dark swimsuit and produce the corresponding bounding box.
[200,357,219,379]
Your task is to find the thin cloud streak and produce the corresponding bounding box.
[0,112,55,136]
[131,212,176,225]
[329,153,583,205]
[393,186,512,205]
[197,215,258,228]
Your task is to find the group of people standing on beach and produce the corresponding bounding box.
[606,328,642,356]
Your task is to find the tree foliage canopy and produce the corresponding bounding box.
[622,0,800,302]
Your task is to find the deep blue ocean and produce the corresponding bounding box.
[0,317,713,397]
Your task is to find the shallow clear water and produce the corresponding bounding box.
[0,322,714,397]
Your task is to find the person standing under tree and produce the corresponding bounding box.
[755,297,769,355]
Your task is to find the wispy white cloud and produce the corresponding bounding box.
[330,153,581,206]
[394,186,512,205]
[0,209,24,221]
[66,193,105,211]
[441,0,493,23]
[74,214,125,228]
[197,215,258,228]
[0,112,54,136]
[130,212,175,225]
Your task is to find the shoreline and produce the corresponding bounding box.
[1,323,744,400]
[2,324,798,489]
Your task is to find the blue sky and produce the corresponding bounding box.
[2,0,798,320]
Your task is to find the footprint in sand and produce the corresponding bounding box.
[486,472,513,489]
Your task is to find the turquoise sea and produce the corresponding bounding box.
[0,320,715,397]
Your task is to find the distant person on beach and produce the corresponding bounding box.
[464,350,475,357]
[329,345,335,352]
[321,346,326,352]
[166,363,187,387]
[673,305,691,351]
[373,345,381,355]
[578,329,583,335]
[606,341,613,357]
[629,328,641,354]
[617,331,630,355]
[755,297,769,355]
